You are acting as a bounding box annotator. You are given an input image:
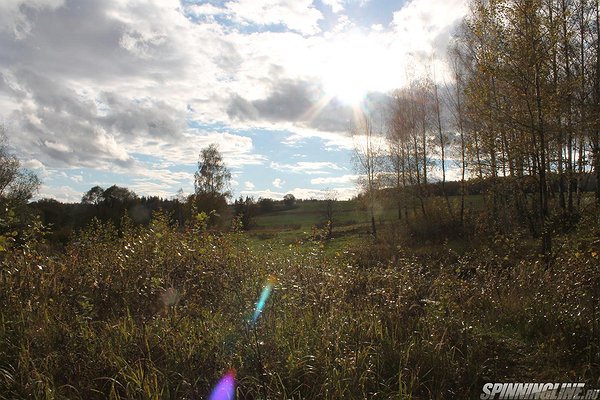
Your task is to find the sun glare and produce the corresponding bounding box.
[319,33,390,106]
[322,63,370,105]
[321,53,369,105]
[301,32,401,126]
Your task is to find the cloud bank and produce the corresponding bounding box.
[0,0,468,200]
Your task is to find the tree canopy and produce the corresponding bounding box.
[0,129,40,207]
[81,185,137,205]
[194,144,231,199]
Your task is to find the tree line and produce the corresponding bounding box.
[0,140,303,245]
[353,0,599,261]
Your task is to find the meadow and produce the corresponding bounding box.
[1,197,598,399]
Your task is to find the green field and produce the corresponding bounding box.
[247,195,485,240]
[252,200,367,230]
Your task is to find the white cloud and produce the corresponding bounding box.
[282,127,354,150]
[270,161,341,174]
[272,178,285,188]
[22,158,45,170]
[287,186,356,200]
[184,0,323,35]
[130,168,193,187]
[0,0,65,39]
[322,0,344,13]
[390,0,467,63]
[128,180,180,199]
[21,158,51,180]
[110,129,265,170]
[320,186,358,200]
[225,0,323,35]
[240,186,357,200]
[35,184,82,203]
[0,0,469,200]
[244,181,255,190]
[43,140,71,153]
[184,3,225,17]
[310,174,359,185]
[70,174,83,183]
[288,187,332,199]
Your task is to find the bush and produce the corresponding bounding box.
[403,198,474,244]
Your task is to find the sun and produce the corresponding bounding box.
[321,62,370,105]
[323,73,369,105]
[301,33,395,124]
[321,51,370,105]
[318,33,389,106]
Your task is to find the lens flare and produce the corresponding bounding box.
[160,287,179,307]
[251,275,277,324]
[209,369,236,400]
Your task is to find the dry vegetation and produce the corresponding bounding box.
[0,207,598,399]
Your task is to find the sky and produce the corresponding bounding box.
[0,0,468,202]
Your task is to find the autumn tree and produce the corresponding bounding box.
[353,110,385,237]
[446,42,470,225]
[0,128,40,209]
[386,80,434,218]
[283,193,296,207]
[233,195,255,231]
[386,89,412,220]
[432,70,452,214]
[456,0,600,258]
[194,144,231,198]
[81,186,105,205]
[193,144,231,224]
